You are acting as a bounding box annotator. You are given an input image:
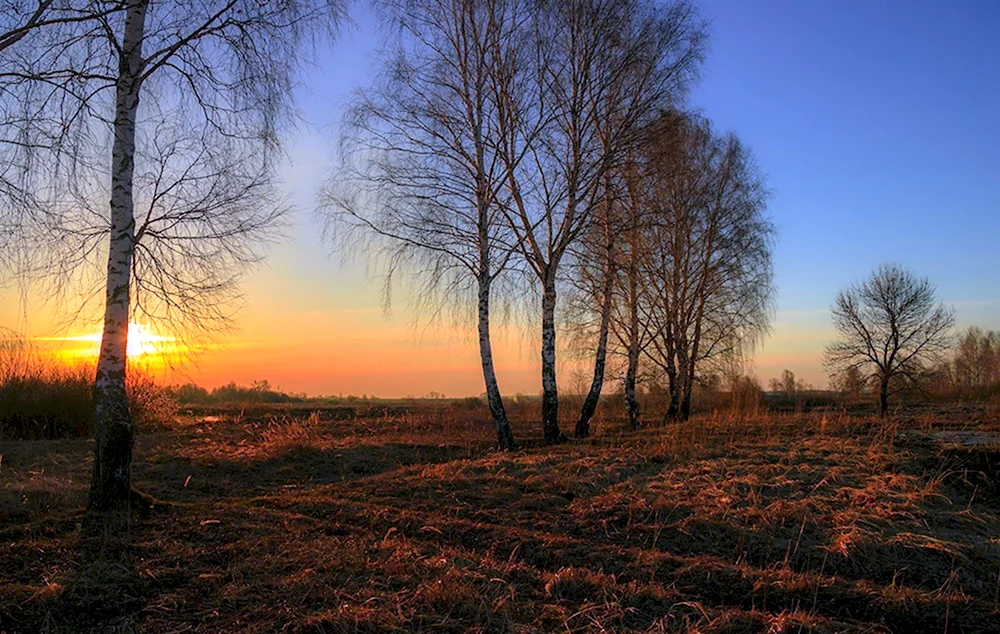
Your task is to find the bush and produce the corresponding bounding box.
[0,331,176,440]
[450,396,488,412]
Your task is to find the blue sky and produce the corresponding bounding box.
[201,0,1000,392]
[269,0,1000,391]
[694,0,1000,311]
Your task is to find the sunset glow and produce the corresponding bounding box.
[42,323,182,364]
[0,2,998,399]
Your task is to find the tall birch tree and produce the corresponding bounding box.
[494,0,704,442]
[638,113,774,421]
[325,0,521,450]
[7,0,344,516]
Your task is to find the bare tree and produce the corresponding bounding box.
[324,0,521,450]
[9,0,344,517]
[831,364,866,402]
[565,175,620,437]
[635,112,773,421]
[494,0,704,442]
[567,159,651,431]
[825,263,956,417]
[0,2,124,280]
[613,163,655,429]
[953,326,999,397]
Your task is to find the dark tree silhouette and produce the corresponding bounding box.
[494,0,705,441]
[325,0,521,450]
[825,263,955,417]
[5,0,344,519]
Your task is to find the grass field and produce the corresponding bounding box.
[2,406,1000,633]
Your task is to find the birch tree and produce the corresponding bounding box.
[638,112,774,421]
[611,160,654,428]
[495,0,704,442]
[566,179,620,437]
[7,0,343,517]
[324,0,521,450]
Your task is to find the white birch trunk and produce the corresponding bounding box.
[87,0,147,514]
[541,270,561,442]
[478,274,515,450]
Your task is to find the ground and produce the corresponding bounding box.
[2,405,1000,633]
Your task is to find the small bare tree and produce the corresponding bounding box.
[825,264,955,417]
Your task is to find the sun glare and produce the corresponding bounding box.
[45,323,179,361]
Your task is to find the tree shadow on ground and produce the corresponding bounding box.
[21,511,147,634]
[135,441,485,503]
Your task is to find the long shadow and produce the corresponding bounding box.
[134,441,484,504]
[8,511,148,634]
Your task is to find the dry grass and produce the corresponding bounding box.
[1,407,999,633]
[0,333,176,440]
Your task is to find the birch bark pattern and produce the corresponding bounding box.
[87,0,147,515]
[541,272,561,442]
[576,219,615,438]
[478,274,515,450]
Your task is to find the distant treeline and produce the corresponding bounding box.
[928,327,1000,399]
[167,380,308,405]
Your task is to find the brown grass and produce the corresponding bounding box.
[1,407,999,633]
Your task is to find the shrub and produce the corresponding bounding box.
[0,331,176,440]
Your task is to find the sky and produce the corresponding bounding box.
[2,1,999,397]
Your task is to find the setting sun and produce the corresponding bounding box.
[43,323,180,361]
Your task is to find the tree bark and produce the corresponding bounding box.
[86,0,147,516]
[576,229,614,438]
[624,223,641,429]
[664,325,680,422]
[541,270,562,443]
[625,327,640,429]
[680,313,703,421]
[680,366,693,420]
[879,376,889,417]
[664,367,679,421]
[478,274,515,450]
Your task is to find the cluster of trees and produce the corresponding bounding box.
[916,327,1000,400]
[825,326,1000,406]
[939,327,1000,397]
[0,0,780,520]
[778,267,995,414]
[168,380,307,405]
[768,370,811,396]
[327,0,775,449]
[2,1,345,517]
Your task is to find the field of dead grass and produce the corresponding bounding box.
[2,406,1000,633]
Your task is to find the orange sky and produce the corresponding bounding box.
[0,269,838,398]
[4,262,997,397]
